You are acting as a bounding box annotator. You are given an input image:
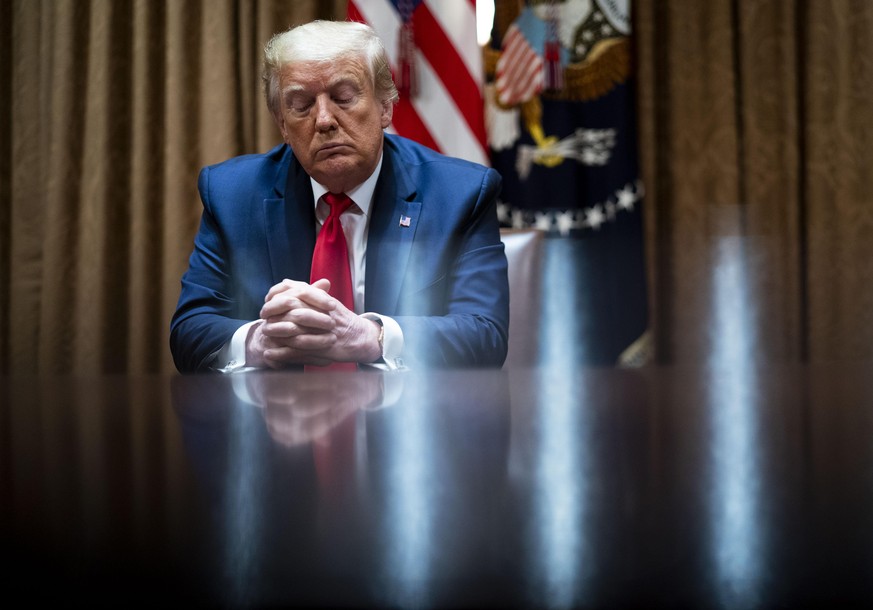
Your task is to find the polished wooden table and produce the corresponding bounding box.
[3,365,873,607]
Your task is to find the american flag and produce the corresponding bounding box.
[347,0,488,166]
[495,8,544,106]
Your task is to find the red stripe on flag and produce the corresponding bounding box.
[391,97,442,153]
[347,2,364,23]
[510,54,541,86]
[348,0,486,163]
[496,23,544,105]
[507,59,543,104]
[412,4,487,151]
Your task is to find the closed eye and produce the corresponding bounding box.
[284,90,314,114]
[331,83,360,106]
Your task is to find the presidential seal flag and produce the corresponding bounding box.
[486,0,649,366]
[348,0,488,166]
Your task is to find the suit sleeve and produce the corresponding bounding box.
[394,168,510,368]
[170,167,251,373]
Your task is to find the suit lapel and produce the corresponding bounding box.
[365,140,420,314]
[263,148,316,284]
[261,139,420,311]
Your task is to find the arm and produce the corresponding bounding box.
[170,167,259,373]
[393,167,510,368]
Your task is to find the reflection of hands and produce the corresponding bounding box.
[246,279,381,369]
[246,372,384,446]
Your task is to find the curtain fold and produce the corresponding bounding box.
[3,0,346,374]
[0,0,9,373]
[804,1,873,361]
[636,0,873,364]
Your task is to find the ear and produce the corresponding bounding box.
[273,111,289,142]
[380,101,393,129]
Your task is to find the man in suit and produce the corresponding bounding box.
[170,20,509,373]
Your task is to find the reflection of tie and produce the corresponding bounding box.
[308,193,357,373]
[313,412,358,504]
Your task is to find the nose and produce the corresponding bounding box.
[314,95,337,132]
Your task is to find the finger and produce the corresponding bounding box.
[261,318,331,338]
[295,283,337,312]
[260,321,306,339]
[260,296,299,320]
[264,355,287,370]
[262,283,336,318]
[279,308,335,331]
[272,278,329,299]
[266,331,336,352]
[261,304,335,331]
[285,331,337,351]
[260,291,331,320]
[265,278,303,302]
[264,278,328,306]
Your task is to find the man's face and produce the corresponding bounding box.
[276,56,392,193]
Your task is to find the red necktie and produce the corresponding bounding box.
[308,192,356,372]
[309,194,357,488]
[312,192,355,309]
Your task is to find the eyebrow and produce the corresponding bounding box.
[282,76,362,96]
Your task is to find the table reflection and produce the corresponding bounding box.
[239,371,385,444]
[171,369,512,607]
[6,364,873,607]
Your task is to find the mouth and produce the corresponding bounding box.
[316,142,353,157]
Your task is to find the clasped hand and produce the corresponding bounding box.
[245,278,381,369]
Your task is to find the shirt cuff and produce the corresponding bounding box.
[360,313,406,370]
[216,321,261,374]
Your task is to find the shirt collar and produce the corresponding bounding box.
[310,151,383,217]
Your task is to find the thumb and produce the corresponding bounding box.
[312,278,331,293]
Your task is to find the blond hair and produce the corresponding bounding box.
[262,20,399,120]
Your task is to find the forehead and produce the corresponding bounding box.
[279,56,371,92]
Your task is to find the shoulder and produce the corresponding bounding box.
[199,144,290,194]
[385,135,498,180]
[204,143,289,172]
[384,134,501,198]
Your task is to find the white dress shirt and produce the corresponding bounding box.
[218,153,404,372]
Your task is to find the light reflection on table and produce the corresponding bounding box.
[709,235,762,609]
[3,364,873,607]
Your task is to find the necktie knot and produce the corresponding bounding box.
[324,192,353,219]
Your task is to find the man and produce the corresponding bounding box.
[170,20,508,373]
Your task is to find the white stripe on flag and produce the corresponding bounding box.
[350,0,486,164]
[411,52,488,165]
[496,25,543,106]
[351,1,402,65]
[424,0,482,82]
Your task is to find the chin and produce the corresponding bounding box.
[315,163,364,188]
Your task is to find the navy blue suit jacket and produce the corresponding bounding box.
[170,134,509,372]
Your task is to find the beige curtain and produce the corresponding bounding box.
[5,0,873,374]
[2,0,346,374]
[636,0,873,363]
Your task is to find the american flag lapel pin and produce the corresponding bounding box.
[399,214,411,227]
